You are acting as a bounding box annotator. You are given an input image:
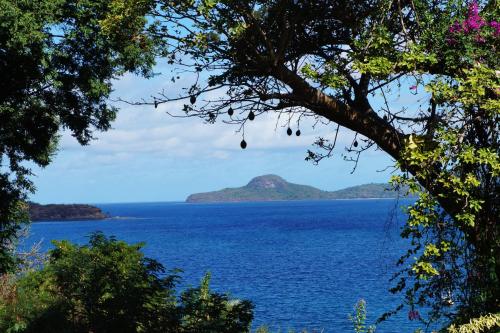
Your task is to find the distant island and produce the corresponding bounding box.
[29,203,108,221]
[186,175,408,203]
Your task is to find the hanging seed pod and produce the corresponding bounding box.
[190,95,196,104]
[228,107,234,116]
[248,111,255,121]
[287,127,292,136]
[154,100,158,109]
[353,140,358,147]
[240,139,247,149]
[296,129,301,136]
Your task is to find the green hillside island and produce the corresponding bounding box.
[28,203,108,221]
[186,175,410,203]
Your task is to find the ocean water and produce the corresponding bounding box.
[22,199,425,332]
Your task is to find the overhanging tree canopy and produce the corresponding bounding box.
[104,0,498,326]
[0,0,156,271]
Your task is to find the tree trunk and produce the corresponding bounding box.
[272,65,462,218]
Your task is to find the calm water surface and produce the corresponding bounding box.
[23,199,424,332]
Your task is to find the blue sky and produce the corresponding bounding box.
[30,64,423,204]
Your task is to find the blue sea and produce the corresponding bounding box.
[21,199,426,332]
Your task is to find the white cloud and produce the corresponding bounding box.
[58,102,375,174]
[57,70,385,170]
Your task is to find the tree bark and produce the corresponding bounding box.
[271,65,462,218]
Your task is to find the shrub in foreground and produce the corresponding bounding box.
[0,233,253,333]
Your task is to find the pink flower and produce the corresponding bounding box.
[450,1,484,35]
[490,21,500,37]
[465,16,486,31]
[449,21,462,34]
[468,1,480,16]
[409,85,417,90]
[463,1,485,32]
[445,1,499,44]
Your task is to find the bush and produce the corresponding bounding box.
[179,272,253,333]
[0,233,253,333]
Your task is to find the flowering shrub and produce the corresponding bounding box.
[447,2,498,45]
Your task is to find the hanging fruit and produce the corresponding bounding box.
[190,95,196,104]
[353,140,358,147]
[154,100,158,109]
[228,107,234,116]
[240,139,247,149]
[296,129,301,136]
[248,111,255,121]
[287,127,292,136]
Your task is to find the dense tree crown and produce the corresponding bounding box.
[0,0,498,330]
[0,0,155,270]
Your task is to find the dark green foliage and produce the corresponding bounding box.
[0,0,156,272]
[179,273,254,333]
[45,233,179,333]
[0,233,253,333]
